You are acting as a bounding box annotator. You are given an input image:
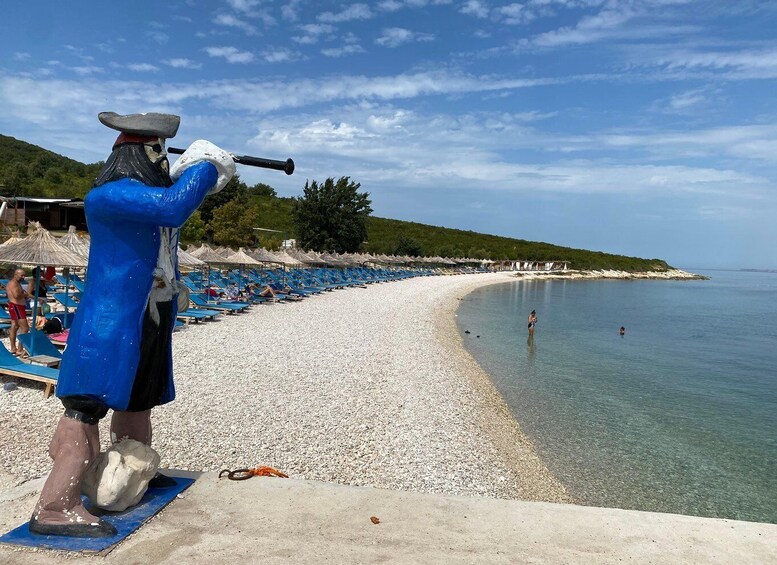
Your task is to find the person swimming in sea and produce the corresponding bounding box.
[620,326,626,336]
[528,310,538,336]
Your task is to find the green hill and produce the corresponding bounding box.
[0,134,102,198]
[0,133,670,271]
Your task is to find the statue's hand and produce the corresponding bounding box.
[169,140,237,195]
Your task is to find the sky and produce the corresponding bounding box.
[1,1,776,269]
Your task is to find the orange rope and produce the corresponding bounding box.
[219,466,288,480]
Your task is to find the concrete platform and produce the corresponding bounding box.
[1,474,775,564]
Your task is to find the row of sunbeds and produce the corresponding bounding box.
[1,264,451,395]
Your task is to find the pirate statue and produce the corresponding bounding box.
[30,112,235,537]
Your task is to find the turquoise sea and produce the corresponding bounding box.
[456,270,777,524]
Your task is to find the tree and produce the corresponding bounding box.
[209,196,259,247]
[394,235,423,257]
[198,174,248,223]
[291,177,372,253]
[180,210,207,243]
[248,182,277,198]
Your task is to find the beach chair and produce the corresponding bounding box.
[0,343,58,398]
[53,293,80,311]
[177,308,221,323]
[189,293,248,313]
[17,330,63,362]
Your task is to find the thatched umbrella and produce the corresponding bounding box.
[273,250,303,267]
[0,222,88,344]
[287,248,318,265]
[177,246,205,268]
[189,244,230,291]
[225,247,261,290]
[0,232,24,248]
[58,225,90,258]
[250,247,284,266]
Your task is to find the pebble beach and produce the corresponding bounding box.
[0,272,571,508]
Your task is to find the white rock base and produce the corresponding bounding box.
[82,439,161,512]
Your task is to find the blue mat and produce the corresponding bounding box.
[0,476,194,554]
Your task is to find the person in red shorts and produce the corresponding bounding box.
[5,268,30,355]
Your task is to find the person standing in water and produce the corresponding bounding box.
[527,309,538,336]
[620,326,626,336]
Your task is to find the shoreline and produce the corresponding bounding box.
[511,268,706,281]
[431,274,572,503]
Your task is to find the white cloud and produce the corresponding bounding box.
[318,3,373,23]
[205,46,255,64]
[292,23,335,45]
[226,0,261,12]
[247,107,770,200]
[146,31,169,45]
[261,48,300,63]
[376,28,435,48]
[163,58,203,69]
[656,47,777,79]
[554,123,777,167]
[72,66,103,76]
[214,13,259,35]
[378,0,453,10]
[281,0,303,21]
[377,0,404,11]
[13,52,31,61]
[494,3,535,25]
[531,7,634,46]
[127,63,159,72]
[460,0,489,18]
[321,45,366,58]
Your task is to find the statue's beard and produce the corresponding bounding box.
[94,144,173,188]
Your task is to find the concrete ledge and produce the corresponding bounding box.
[2,475,775,564]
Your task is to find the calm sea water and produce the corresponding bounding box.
[456,270,777,524]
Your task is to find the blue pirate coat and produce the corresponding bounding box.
[56,162,218,410]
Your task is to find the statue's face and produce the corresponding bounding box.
[143,137,169,173]
[143,137,168,172]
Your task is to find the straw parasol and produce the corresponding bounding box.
[0,222,88,342]
[177,246,205,267]
[250,247,284,266]
[58,225,90,258]
[287,248,318,265]
[0,232,24,248]
[190,243,229,264]
[0,223,87,268]
[225,247,261,266]
[224,247,261,289]
[273,250,304,267]
[305,250,326,264]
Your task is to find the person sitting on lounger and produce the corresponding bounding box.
[225,283,240,300]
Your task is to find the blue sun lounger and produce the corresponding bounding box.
[177,308,222,323]
[17,330,63,361]
[53,293,80,310]
[189,294,248,313]
[0,343,59,398]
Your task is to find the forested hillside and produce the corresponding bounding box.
[0,134,101,198]
[0,133,671,271]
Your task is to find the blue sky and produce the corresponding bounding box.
[1,1,776,269]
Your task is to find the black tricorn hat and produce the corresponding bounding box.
[98,111,180,139]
